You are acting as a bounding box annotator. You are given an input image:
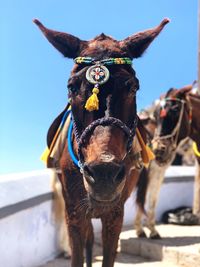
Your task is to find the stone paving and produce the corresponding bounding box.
[39,245,180,267]
[119,224,200,267]
[39,224,200,267]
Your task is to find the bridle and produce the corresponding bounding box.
[72,115,138,171]
[69,56,138,171]
[153,97,192,151]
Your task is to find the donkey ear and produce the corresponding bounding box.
[119,18,170,59]
[176,84,193,98]
[33,19,87,58]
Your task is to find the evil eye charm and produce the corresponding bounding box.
[86,65,110,85]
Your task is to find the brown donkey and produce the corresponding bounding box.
[34,19,169,267]
[135,86,200,239]
[153,86,200,222]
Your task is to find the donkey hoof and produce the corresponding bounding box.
[150,232,161,239]
[137,231,147,238]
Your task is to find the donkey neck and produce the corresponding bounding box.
[188,94,200,142]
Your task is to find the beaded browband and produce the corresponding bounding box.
[74,57,132,65]
[74,57,132,111]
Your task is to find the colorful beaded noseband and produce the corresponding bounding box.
[74,57,132,111]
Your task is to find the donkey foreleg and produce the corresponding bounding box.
[134,209,147,238]
[67,223,85,267]
[67,218,94,267]
[85,221,94,267]
[146,183,163,239]
[146,161,167,238]
[101,209,124,267]
[68,218,93,267]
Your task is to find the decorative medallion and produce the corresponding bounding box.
[86,64,110,85]
[73,56,132,111]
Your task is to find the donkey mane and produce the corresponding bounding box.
[94,33,115,41]
[165,87,175,97]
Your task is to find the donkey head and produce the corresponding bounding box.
[34,18,169,204]
[139,106,157,142]
[153,85,192,165]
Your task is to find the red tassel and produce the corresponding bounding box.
[160,108,167,118]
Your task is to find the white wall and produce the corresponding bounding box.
[0,170,60,267]
[0,201,59,267]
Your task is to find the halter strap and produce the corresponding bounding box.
[154,97,185,142]
[71,115,138,171]
[154,96,192,150]
[164,96,192,133]
[74,57,132,65]
[67,114,138,169]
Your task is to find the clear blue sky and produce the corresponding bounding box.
[0,0,198,174]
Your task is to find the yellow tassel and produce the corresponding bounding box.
[136,128,155,166]
[40,147,50,164]
[85,87,99,111]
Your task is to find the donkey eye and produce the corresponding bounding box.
[67,84,78,94]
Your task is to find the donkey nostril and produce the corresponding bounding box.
[114,165,125,182]
[160,145,166,151]
[84,162,124,183]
